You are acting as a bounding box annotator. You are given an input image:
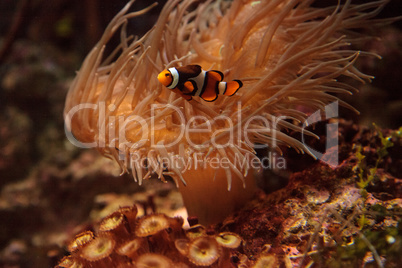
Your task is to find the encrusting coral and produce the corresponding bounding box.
[55,205,244,268]
[64,0,392,224]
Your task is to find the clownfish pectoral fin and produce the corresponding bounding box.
[223,80,243,96]
[208,70,224,81]
[183,81,195,94]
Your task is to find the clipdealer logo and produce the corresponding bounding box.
[64,101,340,169]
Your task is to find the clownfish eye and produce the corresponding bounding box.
[165,73,170,77]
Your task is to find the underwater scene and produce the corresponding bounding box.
[0,0,401,267]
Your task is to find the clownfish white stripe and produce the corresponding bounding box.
[191,70,207,97]
[167,67,179,89]
[218,82,227,95]
[157,64,242,102]
[188,70,207,96]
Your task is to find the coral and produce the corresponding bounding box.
[56,206,245,268]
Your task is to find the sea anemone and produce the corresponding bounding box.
[64,0,389,224]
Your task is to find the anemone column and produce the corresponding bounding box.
[179,165,257,225]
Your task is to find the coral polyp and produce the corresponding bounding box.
[135,253,174,268]
[134,214,170,237]
[187,236,221,266]
[55,206,246,267]
[116,238,147,259]
[215,232,242,249]
[99,211,129,235]
[80,235,115,262]
[67,231,95,253]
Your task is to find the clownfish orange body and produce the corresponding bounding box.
[157,65,242,102]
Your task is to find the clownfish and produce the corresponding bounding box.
[157,65,242,102]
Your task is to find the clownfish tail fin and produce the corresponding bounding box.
[224,80,243,96]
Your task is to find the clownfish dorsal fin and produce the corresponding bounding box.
[207,70,224,81]
[176,65,202,77]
